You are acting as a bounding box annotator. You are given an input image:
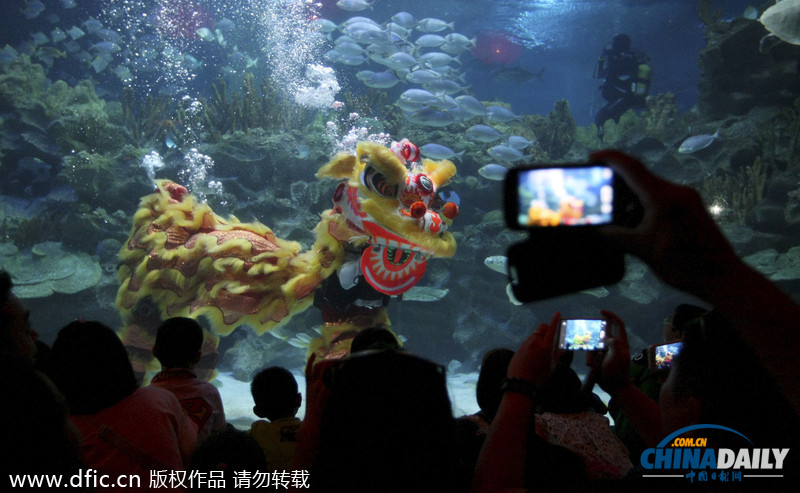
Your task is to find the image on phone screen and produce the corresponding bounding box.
[559,319,606,350]
[653,341,683,371]
[516,166,614,227]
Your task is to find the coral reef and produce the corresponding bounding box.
[703,155,769,224]
[0,241,102,298]
[642,93,686,142]
[202,73,310,142]
[527,99,576,159]
[120,87,175,148]
[697,18,800,119]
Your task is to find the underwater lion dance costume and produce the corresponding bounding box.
[116,141,459,379]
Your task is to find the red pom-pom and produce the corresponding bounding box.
[410,201,427,218]
[442,202,459,219]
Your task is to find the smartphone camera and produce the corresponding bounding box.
[504,163,642,229]
[649,341,683,371]
[558,318,607,351]
[503,162,642,302]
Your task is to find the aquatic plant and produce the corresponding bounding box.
[341,89,389,121]
[757,96,800,167]
[643,93,686,141]
[120,86,175,148]
[202,73,310,142]
[528,99,576,159]
[703,156,770,223]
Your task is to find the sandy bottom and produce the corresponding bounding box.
[216,370,613,430]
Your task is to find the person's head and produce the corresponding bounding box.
[48,320,138,415]
[663,303,707,342]
[314,350,456,492]
[349,326,400,354]
[611,33,631,52]
[0,356,81,476]
[0,270,37,362]
[475,348,514,421]
[190,428,267,492]
[538,353,597,414]
[153,316,204,369]
[251,366,301,421]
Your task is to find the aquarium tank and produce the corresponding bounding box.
[1,0,798,428]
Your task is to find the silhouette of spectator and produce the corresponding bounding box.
[0,270,83,488]
[608,303,706,460]
[591,149,800,415]
[0,354,84,489]
[454,348,513,489]
[0,270,37,363]
[349,326,400,353]
[297,350,457,492]
[150,317,226,444]
[534,351,633,480]
[48,320,196,489]
[191,427,269,492]
[475,149,800,490]
[250,366,302,472]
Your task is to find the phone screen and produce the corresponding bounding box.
[514,166,614,227]
[559,319,607,351]
[652,341,683,371]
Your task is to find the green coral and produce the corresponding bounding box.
[0,241,102,298]
[643,93,686,141]
[703,156,770,223]
[528,100,576,159]
[120,86,174,148]
[202,73,310,141]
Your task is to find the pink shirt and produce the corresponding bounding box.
[151,368,227,443]
[71,387,197,491]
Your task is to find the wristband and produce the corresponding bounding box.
[501,377,540,400]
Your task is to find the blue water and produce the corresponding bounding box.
[0,0,779,375]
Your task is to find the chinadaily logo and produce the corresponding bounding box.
[640,424,790,484]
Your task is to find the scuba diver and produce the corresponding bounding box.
[593,34,651,140]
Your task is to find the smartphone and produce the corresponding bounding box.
[558,318,607,351]
[504,164,641,229]
[649,341,683,371]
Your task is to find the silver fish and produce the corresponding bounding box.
[420,52,460,67]
[361,71,400,88]
[391,11,417,29]
[22,0,45,20]
[416,18,454,33]
[478,164,509,181]
[406,69,442,85]
[466,124,503,143]
[678,129,720,153]
[415,34,446,48]
[403,286,450,302]
[506,283,523,305]
[507,135,534,150]
[419,143,463,160]
[455,95,487,117]
[484,255,508,275]
[336,0,374,12]
[406,108,456,127]
[488,145,526,163]
[487,105,522,123]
